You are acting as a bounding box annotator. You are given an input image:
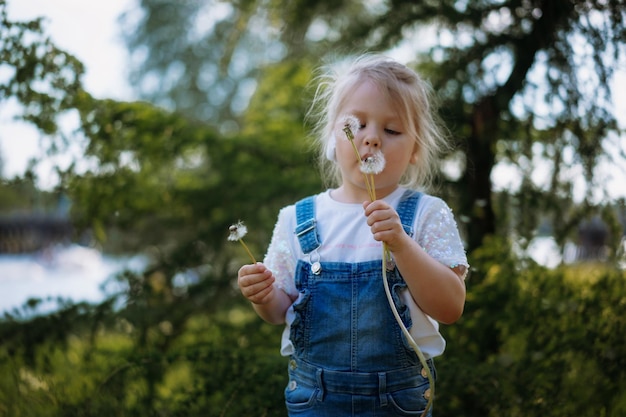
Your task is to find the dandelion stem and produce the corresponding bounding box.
[365,174,376,201]
[382,245,434,417]
[238,239,256,264]
[343,124,377,202]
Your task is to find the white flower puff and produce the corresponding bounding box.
[361,151,386,174]
[228,221,248,241]
[341,114,361,140]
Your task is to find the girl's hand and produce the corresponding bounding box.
[363,200,411,252]
[237,263,276,305]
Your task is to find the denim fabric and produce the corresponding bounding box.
[295,196,321,254]
[285,190,434,416]
[285,355,435,416]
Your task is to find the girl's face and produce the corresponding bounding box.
[333,79,418,202]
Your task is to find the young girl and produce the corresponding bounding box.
[237,54,468,416]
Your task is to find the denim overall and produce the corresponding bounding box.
[285,190,435,416]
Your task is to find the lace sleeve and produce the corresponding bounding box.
[417,197,469,280]
[263,206,298,297]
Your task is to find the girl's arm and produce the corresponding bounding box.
[389,236,465,324]
[363,200,466,324]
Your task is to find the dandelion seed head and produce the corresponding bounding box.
[341,114,360,140]
[361,151,386,174]
[228,221,248,241]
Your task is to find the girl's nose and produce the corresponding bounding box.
[364,134,381,148]
[361,125,381,148]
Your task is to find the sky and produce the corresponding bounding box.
[1,0,625,199]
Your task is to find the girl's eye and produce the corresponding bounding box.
[385,128,400,135]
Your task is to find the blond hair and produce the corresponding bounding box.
[307,54,450,190]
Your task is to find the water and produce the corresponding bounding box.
[0,244,147,316]
[2,237,619,317]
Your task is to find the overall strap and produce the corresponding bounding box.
[396,190,423,238]
[295,191,421,252]
[294,196,321,254]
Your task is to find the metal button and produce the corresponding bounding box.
[288,380,297,391]
[421,367,428,379]
[311,261,321,275]
[289,359,297,370]
[423,388,431,400]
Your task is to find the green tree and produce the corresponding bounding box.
[1,3,318,414]
[0,0,84,136]
[123,0,626,255]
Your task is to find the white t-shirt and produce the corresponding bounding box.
[264,187,469,359]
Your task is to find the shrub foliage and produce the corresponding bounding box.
[1,239,625,417]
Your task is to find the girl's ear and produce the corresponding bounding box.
[409,143,419,164]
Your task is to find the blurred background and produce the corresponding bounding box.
[1,0,625,416]
[1,0,140,314]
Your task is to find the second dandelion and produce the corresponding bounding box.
[228,221,256,263]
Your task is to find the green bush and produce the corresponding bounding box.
[438,237,626,417]
[1,238,625,416]
[0,306,286,417]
